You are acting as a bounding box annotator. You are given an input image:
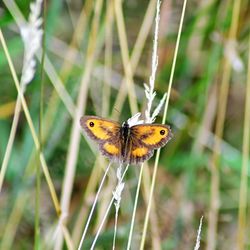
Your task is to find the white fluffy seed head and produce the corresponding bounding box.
[20,0,43,87]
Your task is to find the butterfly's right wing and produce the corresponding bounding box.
[128,124,172,164]
[80,116,122,161]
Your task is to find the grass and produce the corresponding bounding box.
[0,0,250,249]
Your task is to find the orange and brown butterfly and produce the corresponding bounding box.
[80,116,173,164]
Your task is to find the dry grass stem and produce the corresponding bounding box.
[140,0,188,248]
[4,0,76,117]
[111,0,157,119]
[55,1,104,249]
[206,0,241,249]
[141,163,161,249]
[89,164,129,250]
[127,1,163,249]
[236,35,250,250]
[0,29,74,250]
[112,164,125,250]
[126,163,144,250]
[1,0,247,249]
[114,0,138,115]
[0,0,43,193]
[102,0,114,117]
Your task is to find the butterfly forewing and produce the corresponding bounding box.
[80,116,121,141]
[80,116,122,161]
[130,124,172,150]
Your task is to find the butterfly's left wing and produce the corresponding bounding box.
[80,116,122,161]
[128,124,173,164]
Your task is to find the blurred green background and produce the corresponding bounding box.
[0,0,250,249]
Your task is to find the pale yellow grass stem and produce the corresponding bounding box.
[114,0,138,115]
[60,0,93,79]
[112,0,158,119]
[102,0,114,117]
[0,96,22,192]
[236,36,250,250]
[1,1,95,249]
[140,0,188,248]
[114,1,162,248]
[141,163,161,249]
[0,29,74,250]
[206,0,241,249]
[54,1,104,249]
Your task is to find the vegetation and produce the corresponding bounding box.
[0,0,249,249]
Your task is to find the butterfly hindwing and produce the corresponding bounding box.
[129,136,154,164]
[99,140,122,162]
[130,124,172,150]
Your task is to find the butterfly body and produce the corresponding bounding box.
[80,116,172,164]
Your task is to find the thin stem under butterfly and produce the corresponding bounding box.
[126,163,144,250]
[77,161,112,250]
[112,163,125,250]
[89,163,129,250]
[127,1,163,249]
[140,0,188,248]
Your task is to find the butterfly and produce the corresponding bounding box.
[80,116,173,164]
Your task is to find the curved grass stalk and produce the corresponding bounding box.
[0,29,74,250]
[4,0,77,116]
[1,3,96,248]
[1,1,97,249]
[0,0,43,194]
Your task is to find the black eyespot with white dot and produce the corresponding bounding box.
[89,121,95,127]
[160,129,165,135]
